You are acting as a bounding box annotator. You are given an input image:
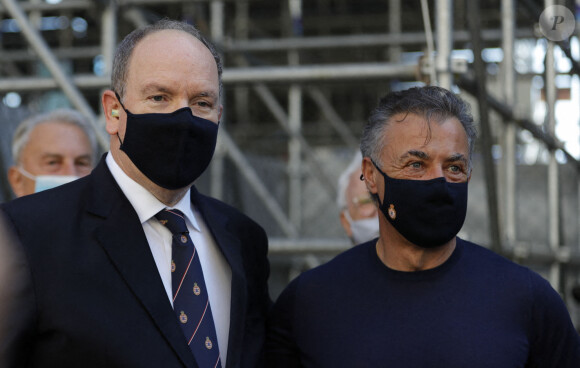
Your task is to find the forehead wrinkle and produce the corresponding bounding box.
[40,153,64,159]
[140,83,175,95]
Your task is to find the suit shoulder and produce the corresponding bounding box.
[1,176,90,222]
[196,192,264,229]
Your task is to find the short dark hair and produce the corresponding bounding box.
[111,19,223,100]
[360,86,477,170]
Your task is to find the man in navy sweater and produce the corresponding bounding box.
[266,86,580,367]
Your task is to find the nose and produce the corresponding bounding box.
[61,160,77,176]
[176,97,191,111]
[426,165,445,180]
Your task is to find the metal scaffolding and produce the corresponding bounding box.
[0,0,579,315]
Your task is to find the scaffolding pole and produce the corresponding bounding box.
[0,0,108,149]
[210,0,226,201]
[501,0,517,248]
[467,0,503,253]
[544,0,562,292]
[435,0,453,89]
[0,63,417,92]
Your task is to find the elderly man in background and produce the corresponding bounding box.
[266,86,580,367]
[336,151,379,245]
[7,108,97,197]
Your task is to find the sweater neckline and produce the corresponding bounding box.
[369,238,464,281]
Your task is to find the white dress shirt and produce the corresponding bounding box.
[106,153,231,365]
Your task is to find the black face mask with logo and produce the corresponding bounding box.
[371,160,468,248]
[115,93,218,190]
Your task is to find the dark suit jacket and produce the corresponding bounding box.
[0,156,271,368]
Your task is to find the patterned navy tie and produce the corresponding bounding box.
[155,209,222,368]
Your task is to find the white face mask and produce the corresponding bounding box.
[344,210,380,245]
[18,167,79,193]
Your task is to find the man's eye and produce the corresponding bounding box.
[152,95,164,102]
[410,162,422,169]
[449,165,463,173]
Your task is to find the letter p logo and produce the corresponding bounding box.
[551,15,565,30]
[539,6,575,41]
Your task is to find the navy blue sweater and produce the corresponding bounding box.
[266,238,580,367]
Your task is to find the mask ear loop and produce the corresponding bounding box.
[114,91,129,113]
[368,159,387,207]
[113,91,127,147]
[17,167,36,181]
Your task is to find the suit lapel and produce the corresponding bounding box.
[88,158,197,368]
[191,189,248,368]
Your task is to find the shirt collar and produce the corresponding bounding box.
[105,152,201,232]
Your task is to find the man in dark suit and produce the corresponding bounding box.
[0,19,270,368]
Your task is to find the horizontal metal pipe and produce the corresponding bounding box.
[0,0,236,12]
[268,238,351,254]
[221,28,534,52]
[0,28,536,63]
[224,63,417,83]
[0,46,102,62]
[0,62,417,92]
[0,0,94,12]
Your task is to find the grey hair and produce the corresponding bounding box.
[360,86,477,171]
[111,19,223,101]
[12,108,98,164]
[336,151,364,210]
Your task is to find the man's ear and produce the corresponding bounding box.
[361,157,378,195]
[7,166,26,198]
[102,90,122,135]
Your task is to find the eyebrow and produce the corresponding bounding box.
[196,91,219,102]
[140,84,219,101]
[401,150,468,164]
[40,153,64,160]
[401,149,429,160]
[446,153,468,165]
[74,154,93,161]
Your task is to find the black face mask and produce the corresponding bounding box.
[115,94,218,190]
[372,160,468,248]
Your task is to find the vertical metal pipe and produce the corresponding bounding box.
[501,0,517,247]
[420,0,436,85]
[210,0,225,43]
[467,0,503,253]
[233,1,250,123]
[98,1,117,152]
[388,0,402,62]
[288,0,303,233]
[101,3,116,78]
[544,0,561,291]
[436,0,453,89]
[288,85,302,231]
[210,0,225,200]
